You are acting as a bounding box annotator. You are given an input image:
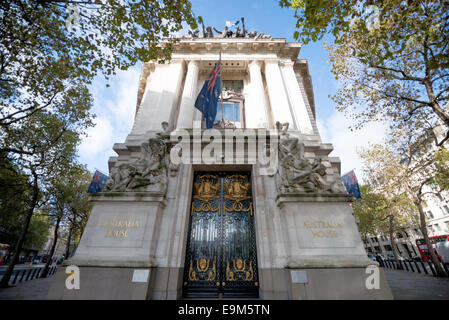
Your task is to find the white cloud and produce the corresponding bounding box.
[78,68,141,173]
[78,117,114,170]
[317,111,388,183]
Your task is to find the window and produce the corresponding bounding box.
[214,102,241,127]
[222,80,243,93]
[443,205,449,215]
[426,211,434,219]
[434,224,442,232]
[445,221,449,232]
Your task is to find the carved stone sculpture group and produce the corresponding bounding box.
[275,122,346,195]
[103,123,177,194]
[102,119,345,196]
[185,17,271,40]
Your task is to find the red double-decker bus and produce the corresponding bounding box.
[415,234,449,262]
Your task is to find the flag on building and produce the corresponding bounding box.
[87,170,108,193]
[341,170,362,199]
[195,61,222,129]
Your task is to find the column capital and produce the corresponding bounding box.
[280,60,295,68]
[170,59,186,66]
[264,59,280,65]
[248,60,263,68]
[186,59,199,67]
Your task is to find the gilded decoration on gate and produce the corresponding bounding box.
[224,175,251,202]
[225,259,254,282]
[194,175,220,201]
[197,258,209,272]
[192,174,221,215]
[188,260,198,281]
[223,175,252,216]
[207,261,216,281]
[234,258,246,272]
[188,259,216,282]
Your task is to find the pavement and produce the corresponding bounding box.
[0,266,448,300]
[0,275,54,300]
[384,268,449,300]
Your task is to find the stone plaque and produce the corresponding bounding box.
[291,270,308,284]
[132,269,149,283]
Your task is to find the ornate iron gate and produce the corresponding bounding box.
[182,172,259,298]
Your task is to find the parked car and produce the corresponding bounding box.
[367,254,376,261]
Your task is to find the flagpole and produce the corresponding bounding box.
[219,50,224,129]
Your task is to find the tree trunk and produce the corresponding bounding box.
[41,215,61,278]
[0,173,39,288]
[416,200,446,277]
[388,215,402,269]
[65,224,72,259]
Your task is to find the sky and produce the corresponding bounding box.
[77,0,387,181]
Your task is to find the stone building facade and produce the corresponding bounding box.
[48,34,392,300]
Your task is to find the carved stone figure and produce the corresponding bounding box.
[104,137,168,193]
[276,123,345,194]
[188,29,199,38]
[247,31,257,38]
[235,26,244,38]
[213,26,228,38]
[204,26,214,38]
[240,17,247,37]
[103,121,181,193]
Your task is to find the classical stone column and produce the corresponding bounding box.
[176,60,199,129]
[280,61,314,134]
[247,60,269,128]
[131,61,185,134]
[264,59,295,129]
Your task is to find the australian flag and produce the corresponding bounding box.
[341,170,362,199]
[195,62,222,129]
[87,170,108,193]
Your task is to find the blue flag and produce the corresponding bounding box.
[341,170,362,199]
[87,170,108,193]
[195,62,222,129]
